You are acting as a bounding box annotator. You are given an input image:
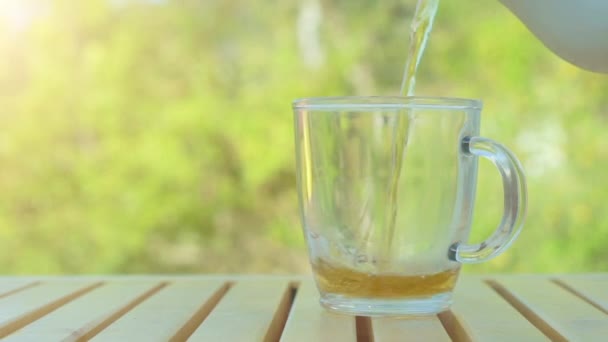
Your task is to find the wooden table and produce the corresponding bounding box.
[0,274,606,341]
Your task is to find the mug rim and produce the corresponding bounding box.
[293,96,482,111]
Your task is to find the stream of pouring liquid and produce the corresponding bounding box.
[400,0,439,96]
[381,0,440,262]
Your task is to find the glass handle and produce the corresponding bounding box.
[449,136,528,263]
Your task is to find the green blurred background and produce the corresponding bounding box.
[0,0,606,274]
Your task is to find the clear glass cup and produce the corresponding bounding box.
[293,96,527,316]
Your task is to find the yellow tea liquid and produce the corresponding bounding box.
[313,259,459,298]
[382,0,440,259]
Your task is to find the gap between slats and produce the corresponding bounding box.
[356,316,373,342]
[485,279,567,342]
[169,280,299,342]
[0,282,104,339]
[69,282,169,342]
[170,282,299,342]
[264,282,299,342]
[552,279,608,315]
[437,310,472,342]
[0,282,41,300]
[169,282,233,341]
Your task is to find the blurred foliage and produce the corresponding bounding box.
[0,0,606,274]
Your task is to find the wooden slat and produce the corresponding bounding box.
[373,316,451,342]
[0,280,101,338]
[0,275,606,341]
[557,276,608,313]
[91,279,226,342]
[491,276,608,341]
[280,280,356,342]
[2,280,165,341]
[187,279,290,341]
[450,277,548,341]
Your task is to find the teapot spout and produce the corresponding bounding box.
[499,0,608,73]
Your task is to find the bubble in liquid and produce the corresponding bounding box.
[356,254,368,264]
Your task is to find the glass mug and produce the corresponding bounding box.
[293,97,526,316]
